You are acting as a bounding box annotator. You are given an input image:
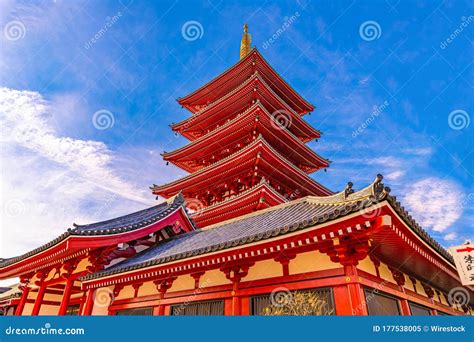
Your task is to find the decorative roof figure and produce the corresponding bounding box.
[239,23,252,59]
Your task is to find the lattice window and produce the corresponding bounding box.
[409,302,431,316]
[171,299,224,316]
[115,307,153,316]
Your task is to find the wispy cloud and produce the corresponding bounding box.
[0,87,156,258]
[403,177,463,232]
[402,147,433,156]
[443,232,457,241]
[1,87,152,205]
[385,170,405,181]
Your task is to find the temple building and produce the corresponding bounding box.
[0,25,472,316]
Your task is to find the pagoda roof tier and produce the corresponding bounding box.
[191,181,287,227]
[172,73,320,142]
[163,102,329,173]
[84,175,473,303]
[178,48,314,115]
[0,195,195,279]
[152,136,333,199]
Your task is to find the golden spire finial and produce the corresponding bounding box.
[240,23,252,60]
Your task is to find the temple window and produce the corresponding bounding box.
[409,302,431,315]
[364,288,401,315]
[115,307,153,316]
[170,300,224,316]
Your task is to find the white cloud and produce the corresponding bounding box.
[0,87,156,258]
[1,88,152,205]
[443,232,457,241]
[385,170,405,181]
[402,147,433,157]
[403,177,463,232]
[369,156,403,168]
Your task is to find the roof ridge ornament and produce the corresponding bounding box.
[167,191,185,205]
[372,174,391,200]
[240,23,252,60]
[344,182,354,199]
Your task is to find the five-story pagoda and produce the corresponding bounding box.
[151,24,332,227]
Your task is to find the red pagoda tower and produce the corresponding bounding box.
[151,24,332,227]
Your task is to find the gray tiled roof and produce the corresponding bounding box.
[71,195,186,234]
[86,175,453,281]
[0,194,188,268]
[86,200,350,278]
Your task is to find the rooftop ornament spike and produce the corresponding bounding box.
[240,23,252,60]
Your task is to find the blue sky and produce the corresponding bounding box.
[0,0,473,264]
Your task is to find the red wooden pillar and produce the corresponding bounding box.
[153,305,163,316]
[275,254,295,277]
[78,291,86,316]
[333,285,353,315]
[14,286,30,316]
[320,231,374,316]
[240,296,250,316]
[231,283,241,316]
[57,259,79,315]
[15,274,33,316]
[344,265,368,315]
[58,277,74,315]
[399,299,411,315]
[224,298,233,315]
[156,303,166,315]
[31,283,47,316]
[221,264,252,316]
[81,289,95,316]
[153,278,175,316]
